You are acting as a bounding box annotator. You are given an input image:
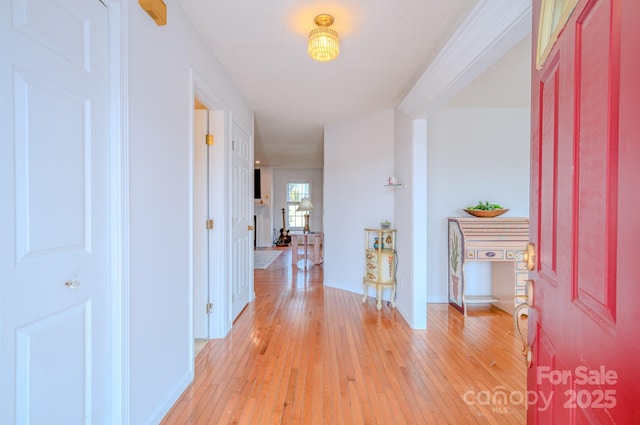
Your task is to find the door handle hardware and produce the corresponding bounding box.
[247,225,254,231]
[513,279,534,367]
[64,279,80,290]
[523,242,536,271]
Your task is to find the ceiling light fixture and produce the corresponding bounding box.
[308,14,339,62]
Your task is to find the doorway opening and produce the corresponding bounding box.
[193,97,211,356]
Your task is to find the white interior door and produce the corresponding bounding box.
[230,120,254,320]
[193,109,214,339]
[0,0,111,422]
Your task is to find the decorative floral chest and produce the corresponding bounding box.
[448,217,529,316]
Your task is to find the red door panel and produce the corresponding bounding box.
[530,0,640,422]
[573,0,619,326]
[538,55,559,282]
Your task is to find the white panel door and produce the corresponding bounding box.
[230,120,254,320]
[0,0,111,423]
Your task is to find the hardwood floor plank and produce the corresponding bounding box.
[161,247,526,424]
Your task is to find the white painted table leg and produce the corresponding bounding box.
[313,235,321,264]
[362,280,367,303]
[390,282,397,308]
[291,236,298,264]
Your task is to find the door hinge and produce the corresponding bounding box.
[206,303,213,314]
[205,134,213,145]
[206,219,214,229]
[232,139,235,150]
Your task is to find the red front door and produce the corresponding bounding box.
[530,0,640,422]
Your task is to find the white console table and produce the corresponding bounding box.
[448,217,529,316]
[291,232,323,266]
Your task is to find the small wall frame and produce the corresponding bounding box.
[536,0,579,69]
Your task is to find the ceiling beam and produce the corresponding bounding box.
[398,0,532,118]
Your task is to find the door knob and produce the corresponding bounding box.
[523,242,536,271]
[513,279,534,367]
[64,279,80,290]
[247,225,254,231]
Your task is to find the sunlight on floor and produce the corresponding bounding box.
[194,339,207,357]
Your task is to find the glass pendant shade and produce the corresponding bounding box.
[308,15,339,62]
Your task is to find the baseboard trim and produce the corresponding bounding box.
[146,371,192,425]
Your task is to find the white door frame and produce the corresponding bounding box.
[106,1,129,423]
[189,69,231,343]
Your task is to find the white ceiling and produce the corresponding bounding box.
[177,0,529,168]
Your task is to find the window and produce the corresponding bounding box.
[286,181,310,230]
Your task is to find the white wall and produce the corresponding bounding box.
[324,109,395,296]
[427,107,530,302]
[393,112,428,329]
[127,2,253,424]
[393,111,413,319]
[272,168,324,234]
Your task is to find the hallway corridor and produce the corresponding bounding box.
[162,248,526,424]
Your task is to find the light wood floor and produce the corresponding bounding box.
[162,248,526,424]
